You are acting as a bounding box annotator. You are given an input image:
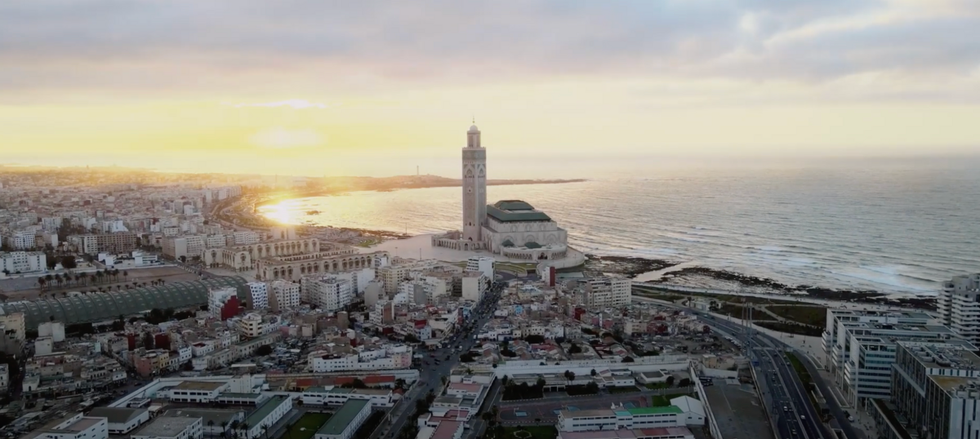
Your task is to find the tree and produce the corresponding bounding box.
[564,370,576,382]
[61,256,77,269]
[621,356,635,363]
[678,378,691,387]
[591,369,597,377]
[666,376,675,386]
[568,342,582,354]
[123,270,128,281]
[255,345,273,356]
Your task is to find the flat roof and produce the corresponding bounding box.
[136,416,200,437]
[245,395,289,426]
[486,201,552,223]
[432,421,463,439]
[175,380,226,391]
[164,408,241,425]
[87,407,147,424]
[61,417,103,432]
[317,399,371,436]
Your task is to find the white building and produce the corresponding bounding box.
[205,234,226,249]
[481,200,568,260]
[162,235,205,260]
[167,381,230,403]
[363,281,384,307]
[309,345,413,373]
[6,231,37,250]
[938,273,980,345]
[466,256,494,280]
[310,278,353,312]
[87,407,150,435]
[583,277,632,308]
[557,397,703,432]
[270,280,301,311]
[37,414,109,439]
[208,287,238,318]
[235,313,268,339]
[38,321,66,342]
[233,231,260,245]
[461,272,487,302]
[238,395,292,439]
[889,340,980,439]
[314,399,372,439]
[0,251,46,274]
[822,308,957,407]
[132,416,202,439]
[301,387,393,407]
[247,282,269,309]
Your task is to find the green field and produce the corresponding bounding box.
[767,305,827,327]
[282,412,331,439]
[503,426,558,439]
[608,386,641,394]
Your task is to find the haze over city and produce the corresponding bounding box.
[2,0,979,176]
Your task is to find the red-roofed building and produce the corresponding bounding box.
[431,420,464,439]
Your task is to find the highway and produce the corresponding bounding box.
[699,313,857,439]
[631,294,860,439]
[375,281,506,439]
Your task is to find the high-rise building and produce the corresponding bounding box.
[885,340,980,439]
[363,281,384,307]
[583,277,631,308]
[938,273,980,345]
[822,309,957,407]
[466,256,494,280]
[208,287,239,320]
[310,278,352,312]
[246,282,269,309]
[461,271,487,302]
[269,280,300,311]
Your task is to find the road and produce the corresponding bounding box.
[375,281,507,439]
[699,313,858,439]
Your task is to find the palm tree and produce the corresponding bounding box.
[261,425,269,439]
[123,270,128,281]
[208,420,215,435]
[37,278,47,291]
[158,278,165,286]
[220,421,229,438]
[75,274,82,286]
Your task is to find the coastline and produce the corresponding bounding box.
[239,192,938,312]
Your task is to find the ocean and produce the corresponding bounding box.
[259,164,979,296]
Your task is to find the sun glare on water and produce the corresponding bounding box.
[259,201,298,224]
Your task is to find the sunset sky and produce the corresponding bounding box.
[1,0,979,177]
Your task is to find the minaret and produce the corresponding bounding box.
[462,121,487,244]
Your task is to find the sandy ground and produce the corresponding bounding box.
[0,265,203,301]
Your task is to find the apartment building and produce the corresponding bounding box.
[269,280,301,311]
[822,308,957,407]
[0,251,46,274]
[246,282,269,309]
[583,277,632,308]
[938,273,980,345]
[69,232,137,255]
[233,231,260,245]
[310,278,353,312]
[889,340,980,439]
[5,231,37,250]
[235,313,268,339]
[461,271,487,302]
[162,235,205,260]
[37,414,109,439]
[465,256,494,279]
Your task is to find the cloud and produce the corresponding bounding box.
[231,99,336,109]
[0,0,978,102]
[249,127,324,149]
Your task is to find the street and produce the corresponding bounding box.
[375,281,507,439]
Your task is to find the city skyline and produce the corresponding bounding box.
[1,0,979,177]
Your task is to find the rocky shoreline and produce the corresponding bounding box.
[588,255,937,311]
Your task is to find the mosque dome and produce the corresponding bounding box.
[468,124,479,133]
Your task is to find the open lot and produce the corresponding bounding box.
[503,426,558,439]
[703,382,774,439]
[766,305,827,327]
[283,412,331,439]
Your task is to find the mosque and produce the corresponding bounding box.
[432,123,569,261]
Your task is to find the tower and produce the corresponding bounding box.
[462,122,487,244]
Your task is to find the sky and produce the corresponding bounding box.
[1,0,979,177]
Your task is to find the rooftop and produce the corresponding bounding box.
[432,421,463,439]
[245,395,290,426]
[317,399,371,436]
[175,380,227,391]
[87,407,148,424]
[59,417,103,433]
[137,416,200,437]
[486,200,552,223]
[627,406,684,415]
[165,408,242,425]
